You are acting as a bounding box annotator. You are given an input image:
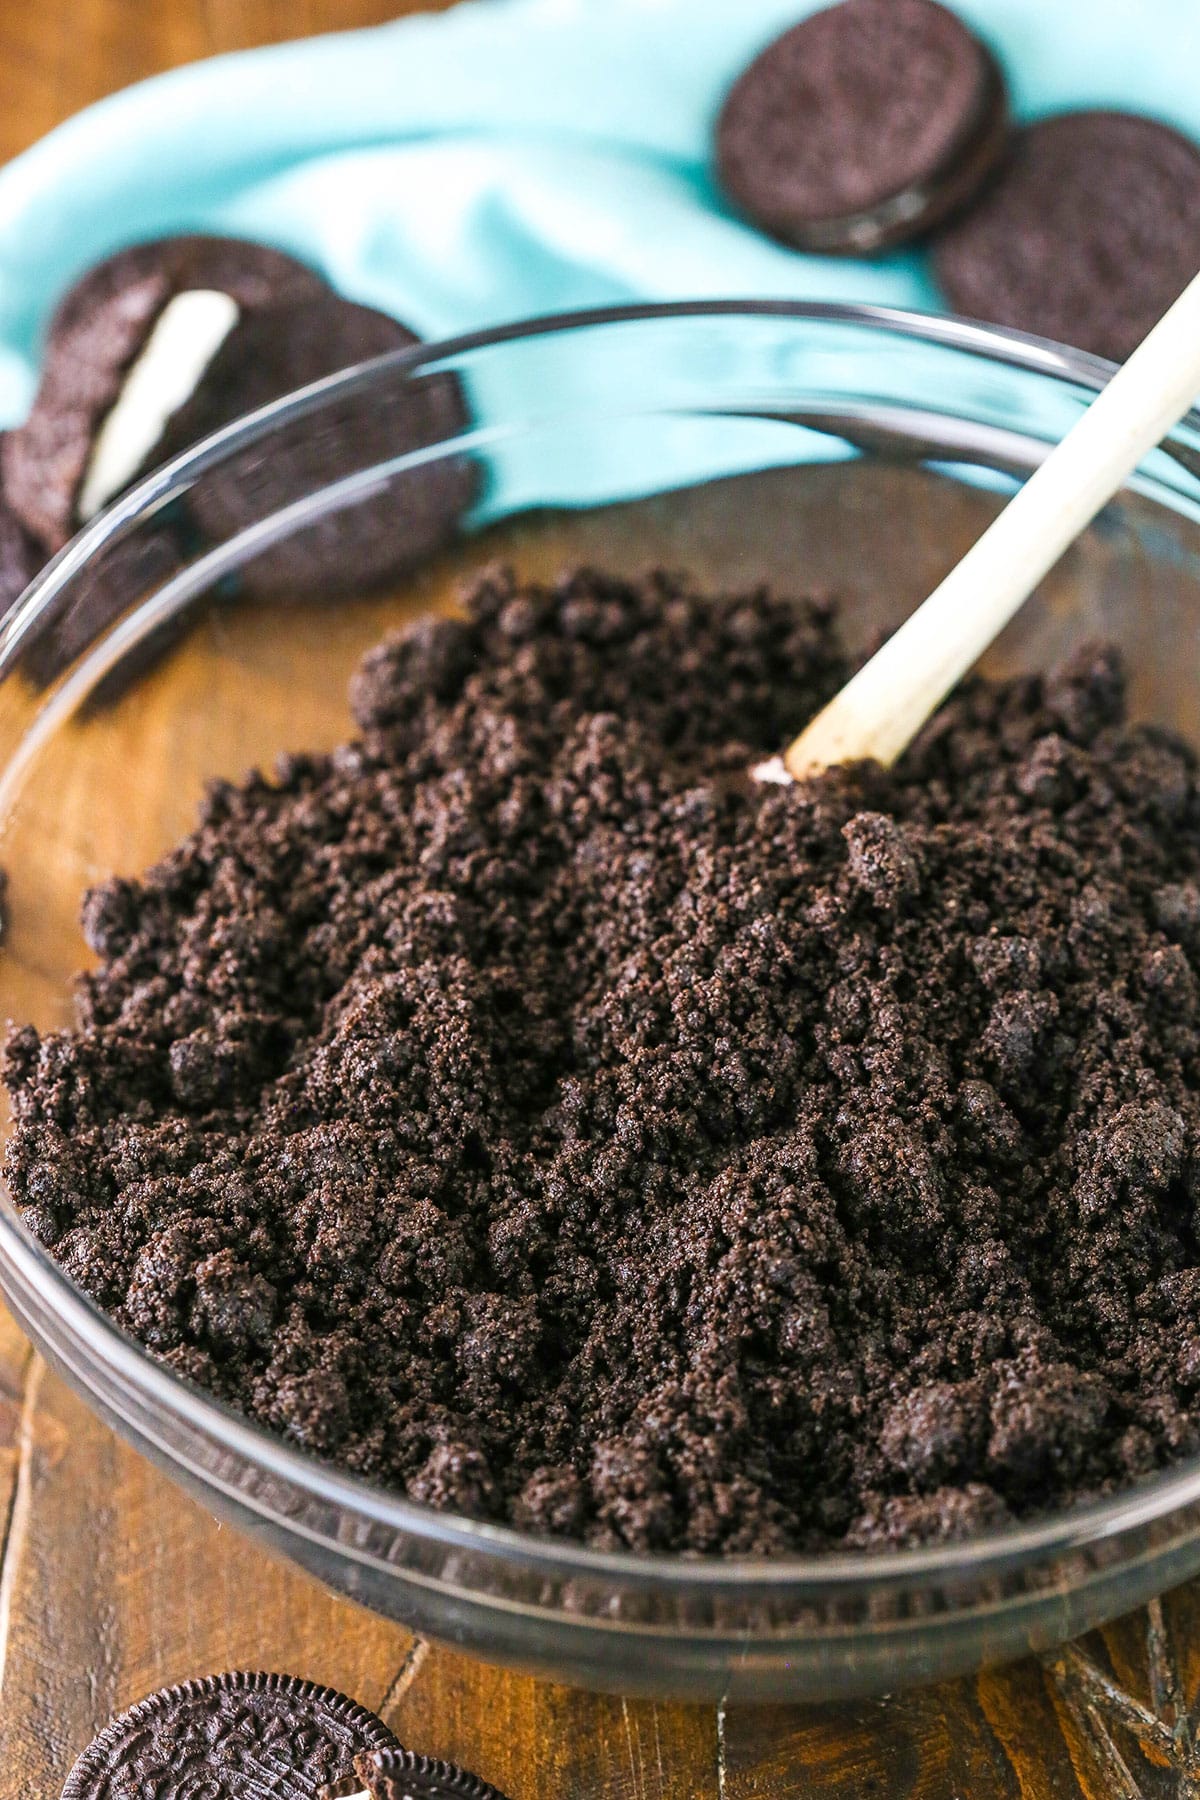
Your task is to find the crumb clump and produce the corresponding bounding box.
[9,565,1200,1555]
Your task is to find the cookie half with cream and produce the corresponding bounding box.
[3,232,475,631]
[3,235,326,551]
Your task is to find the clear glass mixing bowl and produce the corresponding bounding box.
[2,303,1200,1703]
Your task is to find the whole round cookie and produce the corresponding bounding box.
[327,1747,512,1800]
[61,1670,398,1800]
[933,111,1200,363]
[163,295,475,600]
[715,0,1008,252]
[3,235,327,550]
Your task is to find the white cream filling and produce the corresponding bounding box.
[77,288,240,521]
[750,754,792,785]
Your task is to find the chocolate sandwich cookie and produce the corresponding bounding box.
[161,295,474,600]
[715,0,1008,253]
[933,111,1200,363]
[327,1748,512,1800]
[0,414,190,695]
[4,236,326,551]
[61,1670,399,1800]
[0,454,41,620]
[18,526,187,692]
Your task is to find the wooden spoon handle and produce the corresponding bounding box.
[783,268,1200,780]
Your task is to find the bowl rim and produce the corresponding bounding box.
[5,294,1200,1596]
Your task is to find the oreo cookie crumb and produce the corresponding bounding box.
[11,568,1200,1554]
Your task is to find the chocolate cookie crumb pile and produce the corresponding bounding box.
[11,566,1200,1555]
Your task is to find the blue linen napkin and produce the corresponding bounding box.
[0,0,1196,478]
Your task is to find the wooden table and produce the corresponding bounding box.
[0,5,1194,1795]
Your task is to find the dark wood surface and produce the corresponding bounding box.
[0,5,1193,1795]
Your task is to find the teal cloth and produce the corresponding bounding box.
[0,0,1197,436]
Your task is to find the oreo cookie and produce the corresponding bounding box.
[155,295,475,600]
[4,236,326,551]
[0,452,41,621]
[715,0,1008,253]
[4,231,473,649]
[18,526,187,692]
[60,1670,399,1800]
[326,1748,512,1800]
[933,111,1200,363]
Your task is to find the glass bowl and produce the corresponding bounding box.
[2,302,1200,1704]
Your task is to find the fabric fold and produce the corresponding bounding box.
[0,0,1195,425]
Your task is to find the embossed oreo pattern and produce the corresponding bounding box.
[61,1671,398,1800]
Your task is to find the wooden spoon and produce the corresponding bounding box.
[766,268,1200,784]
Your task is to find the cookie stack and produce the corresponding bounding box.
[716,0,1200,364]
[0,235,472,680]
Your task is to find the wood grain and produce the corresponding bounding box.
[387,1646,719,1799]
[0,6,1194,1797]
[0,0,457,166]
